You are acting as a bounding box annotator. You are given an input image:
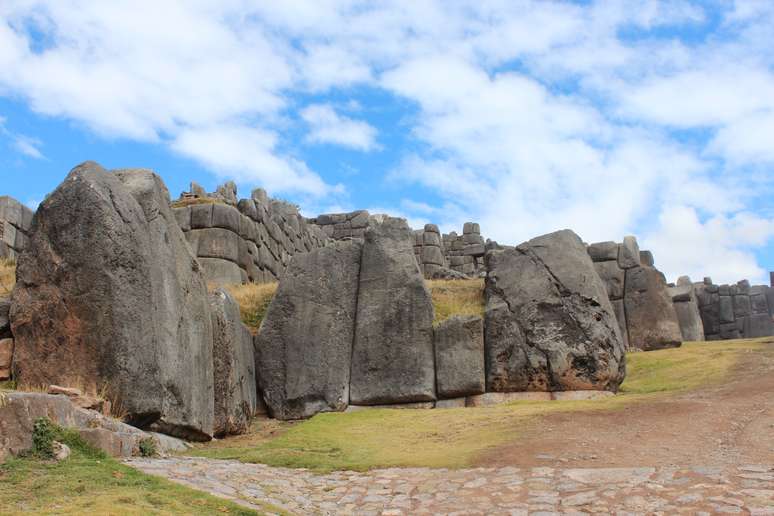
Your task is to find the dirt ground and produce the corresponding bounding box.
[477,342,774,470]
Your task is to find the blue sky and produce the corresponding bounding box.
[0,0,773,284]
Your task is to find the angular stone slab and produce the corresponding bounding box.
[210,289,259,436]
[624,266,682,351]
[350,217,436,405]
[593,260,625,300]
[587,241,618,262]
[256,240,362,419]
[434,315,485,399]
[484,229,625,393]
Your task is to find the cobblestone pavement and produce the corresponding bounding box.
[126,457,774,515]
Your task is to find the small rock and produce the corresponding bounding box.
[53,441,71,461]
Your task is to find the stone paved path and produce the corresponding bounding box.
[126,457,774,515]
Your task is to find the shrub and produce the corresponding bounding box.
[138,437,157,457]
[31,417,57,459]
[0,258,15,295]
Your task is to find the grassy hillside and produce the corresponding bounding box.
[189,338,772,472]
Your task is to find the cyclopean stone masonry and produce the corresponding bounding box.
[695,278,774,340]
[667,277,705,342]
[173,184,329,286]
[0,196,34,261]
[587,236,683,350]
[442,222,487,277]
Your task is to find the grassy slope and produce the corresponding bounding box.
[0,436,261,515]
[225,282,278,334]
[189,338,772,472]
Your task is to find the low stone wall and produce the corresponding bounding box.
[173,184,329,285]
[695,278,774,340]
[0,196,33,260]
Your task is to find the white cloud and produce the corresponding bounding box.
[0,0,772,282]
[0,116,44,159]
[642,205,774,285]
[301,104,378,151]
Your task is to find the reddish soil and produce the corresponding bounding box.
[476,342,774,469]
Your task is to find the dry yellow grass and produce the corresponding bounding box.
[169,196,226,209]
[0,258,15,296]
[225,282,278,333]
[427,278,485,325]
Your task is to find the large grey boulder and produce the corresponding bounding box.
[11,162,214,440]
[434,316,485,399]
[624,266,682,350]
[209,289,259,435]
[255,240,362,419]
[349,217,436,405]
[484,229,626,393]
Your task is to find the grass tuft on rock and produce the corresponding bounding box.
[188,338,772,472]
[169,196,226,209]
[427,278,485,325]
[225,282,278,334]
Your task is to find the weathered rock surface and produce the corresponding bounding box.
[434,316,485,399]
[349,217,436,404]
[668,282,705,342]
[0,297,10,339]
[484,229,626,392]
[0,338,12,380]
[624,266,682,350]
[209,289,259,435]
[256,240,362,419]
[0,392,186,461]
[10,162,214,440]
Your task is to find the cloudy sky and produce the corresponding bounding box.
[1,0,773,284]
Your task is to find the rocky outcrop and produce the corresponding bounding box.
[484,229,626,392]
[624,266,683,351]
[0,392,186,461]
[434,316,485,399]
[0,196,34,260]
[668,277,705,342]
[349,217,436,405]
[11,162,214,440]
[210,289,259,435]
[255,240,362,420]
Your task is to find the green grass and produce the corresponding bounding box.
[189,338,773,472]
[0,425,262,515]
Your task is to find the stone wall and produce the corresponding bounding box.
[309,210,370,240]
[0,196,34,260]
[587,236,683,350]
[413,224,447,278]
[173,184,329,286]
[694,278,774,340]
[442,222,487,277]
